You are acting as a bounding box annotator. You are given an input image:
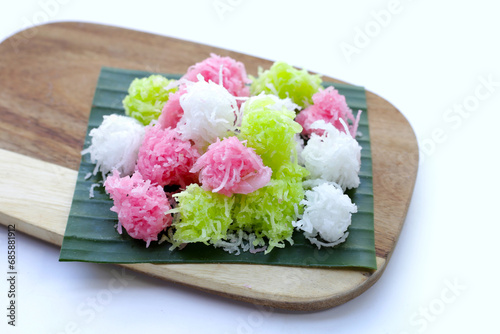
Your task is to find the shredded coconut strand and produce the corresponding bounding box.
[213,230,267,255]
[88,182,102,199]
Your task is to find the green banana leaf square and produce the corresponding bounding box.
[59,67,376,270]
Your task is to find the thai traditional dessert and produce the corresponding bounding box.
[82,55,363,254]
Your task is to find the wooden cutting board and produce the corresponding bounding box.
[0,22,418,311]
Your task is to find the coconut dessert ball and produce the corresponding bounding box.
[191,136,272,197]
[293,182,357,248]
[239,97,302,171]
[157,54,250,129]
[231,176,304,253]
[104,170,172,247]
[176,75,240,151]
[81,114,145,178]
[295,86,361,138]
[172,183,235,245]
[157,87,186,129]
[136,126,200,188]
[183,53,250,98]
[301,120,361,190]
[123,75,178,126]
[250,61,322,108]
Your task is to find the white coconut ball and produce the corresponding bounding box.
[177,74,240,151]
[81,114,145,178]
[293,182,357,248]
[300,120,361,190]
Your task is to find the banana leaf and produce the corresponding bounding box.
[59,67,376,270]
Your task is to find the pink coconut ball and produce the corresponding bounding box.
[157,88,186,129]
[104,170,172,247]
[191,136,272,197]
[136,125,200,188]
[295,86,360,138]
[183,53,251,98]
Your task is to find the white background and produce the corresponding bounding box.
[1,0,499,333]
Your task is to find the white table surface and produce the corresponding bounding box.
[1,1,499,333]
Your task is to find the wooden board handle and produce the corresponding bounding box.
[0,149,75,245]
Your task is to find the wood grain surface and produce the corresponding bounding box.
[0,22,419,311]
